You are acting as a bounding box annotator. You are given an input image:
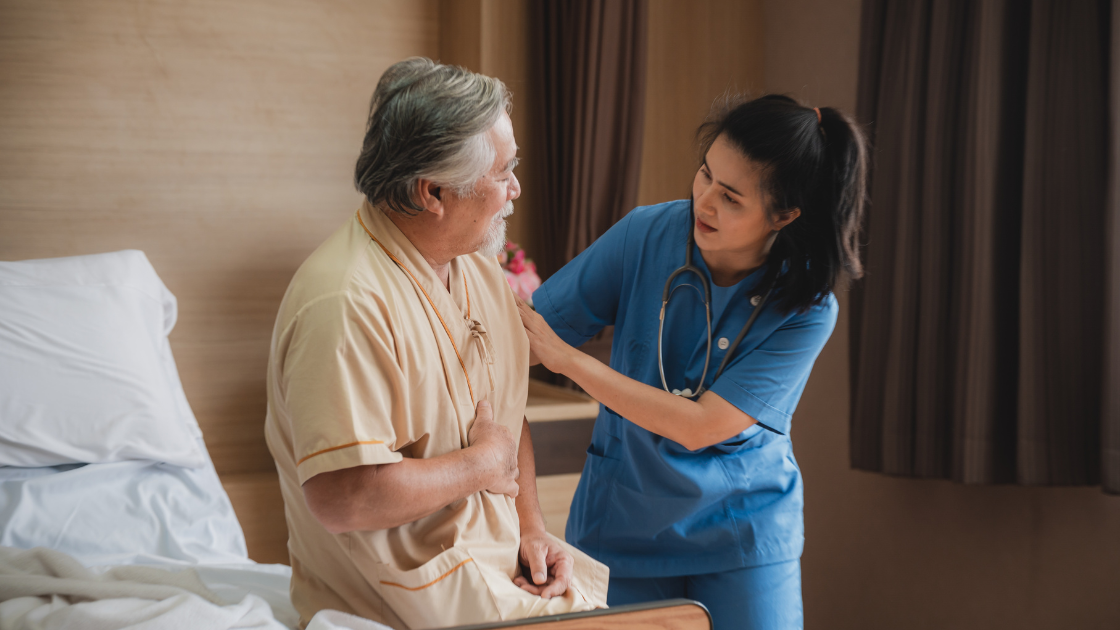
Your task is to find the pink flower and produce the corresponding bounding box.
[516,270,541,301]
[504,268,542,303]
[507,249,526,274]
[497,242,540,304]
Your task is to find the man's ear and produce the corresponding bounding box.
[773,207,801,231]
[415,179,446,217]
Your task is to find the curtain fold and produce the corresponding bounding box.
[1105,0,1120,494]
[851,0,1118,494]
[532,0,648,279]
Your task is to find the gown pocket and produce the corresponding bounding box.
[374,546,502,630]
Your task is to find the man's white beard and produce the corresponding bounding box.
[479,201,514,258]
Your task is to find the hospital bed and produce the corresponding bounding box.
[0,250,710,630]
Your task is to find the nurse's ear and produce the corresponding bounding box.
[771,207,801,231]
[415,179,447,218]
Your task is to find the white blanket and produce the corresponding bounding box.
[0,546,287,630]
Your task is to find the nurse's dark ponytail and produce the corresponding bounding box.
[697,94,868,314]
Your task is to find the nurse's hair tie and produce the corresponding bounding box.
[813,107,822,124]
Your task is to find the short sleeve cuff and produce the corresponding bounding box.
[708,379,792,436]
[532,286,586,347]
[296,440,403,485]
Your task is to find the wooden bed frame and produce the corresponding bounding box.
[447,600,712,630]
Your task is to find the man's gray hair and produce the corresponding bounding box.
[354,57,511,215]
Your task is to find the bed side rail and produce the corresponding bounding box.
[443,599,712,630]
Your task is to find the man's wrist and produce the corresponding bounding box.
[516,500,548,537]
[520,521,548,537]
[467,439,498,487]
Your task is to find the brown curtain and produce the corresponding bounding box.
[851,0,1119,494]
[1106,0,1120,494]
[532,0,648,279]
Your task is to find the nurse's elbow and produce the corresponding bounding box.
[675,411,720,451]
[676,430,715,452]
[678,418,731,450]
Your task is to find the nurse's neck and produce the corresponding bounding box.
[701,234,774,287]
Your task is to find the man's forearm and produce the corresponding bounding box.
[514,418,547,535]
[303,444,497,534]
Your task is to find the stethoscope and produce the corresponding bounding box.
[657,202,773,399]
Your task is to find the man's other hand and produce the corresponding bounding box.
[467,400,520,498]
[513,531,574,599]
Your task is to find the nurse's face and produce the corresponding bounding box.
[444,111,522,258]
[691,134,798,274]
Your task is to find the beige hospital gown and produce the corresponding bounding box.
[264,202,608,629]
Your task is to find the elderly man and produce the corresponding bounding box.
[264,58,608,629]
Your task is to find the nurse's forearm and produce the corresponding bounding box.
[513,418,547,535]
[302,445,508,534]
[561,350,757,451]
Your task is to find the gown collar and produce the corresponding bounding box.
[357,200,470,319]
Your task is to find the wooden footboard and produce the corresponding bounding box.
[444,600,712,630]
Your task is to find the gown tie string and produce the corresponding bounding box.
[466,318,496,392]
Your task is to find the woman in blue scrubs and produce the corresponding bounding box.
[516,95,868,629]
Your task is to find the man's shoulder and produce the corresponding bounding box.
[458,251,520,317]
[278,216,409,329]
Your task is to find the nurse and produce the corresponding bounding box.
[517,95,868,629]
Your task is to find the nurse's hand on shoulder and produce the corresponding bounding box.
[514,531,573,600]
[467,400,521,498]
[516,299,576,375]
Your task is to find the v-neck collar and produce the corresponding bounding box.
[357,202,491,405]
[689,238,767,325]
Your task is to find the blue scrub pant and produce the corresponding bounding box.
[607,560,803,630]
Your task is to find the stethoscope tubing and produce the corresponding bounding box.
[658,201,771,399]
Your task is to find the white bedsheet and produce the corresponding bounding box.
[0,547,394,630]
[0,461,398,629]
[0,546,289,629]
[0,440,247,567]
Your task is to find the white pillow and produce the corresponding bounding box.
[0,250,205,468]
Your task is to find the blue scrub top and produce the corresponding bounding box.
[533,200,837,578]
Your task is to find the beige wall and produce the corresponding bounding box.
[438,0,542,264]
[637,0,765,207]
[0,0,438,473]
[763,1,1120,628]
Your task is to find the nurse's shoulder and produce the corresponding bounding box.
[616,199,692,252]
[769,287,838,351]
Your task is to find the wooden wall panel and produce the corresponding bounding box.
[223,472,290,565]
[637,0,765,207]
[479,0,542,262]
[537,473,581,540]
[0,0,439,476]
[438,0,542,266]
